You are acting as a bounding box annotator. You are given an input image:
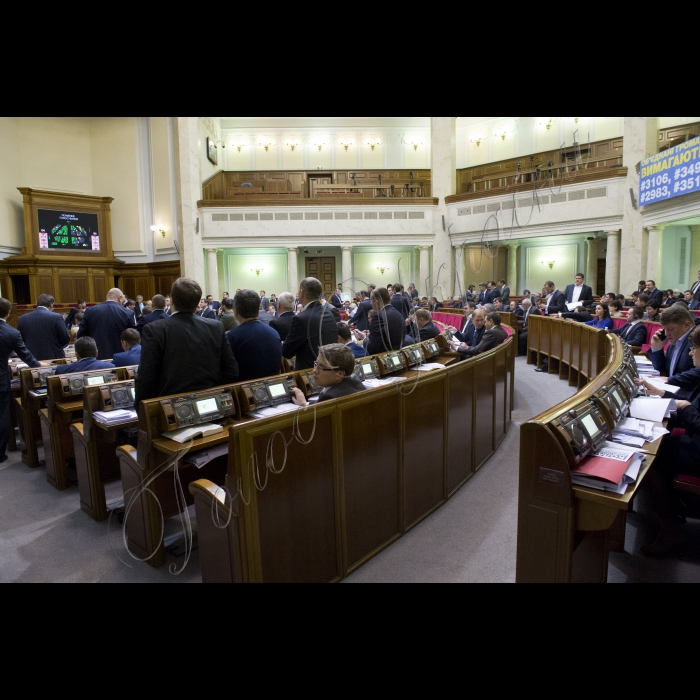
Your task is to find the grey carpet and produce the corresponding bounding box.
[1,357,697,583]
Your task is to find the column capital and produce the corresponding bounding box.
[420,245,431,251]
[287,247,298,253]
[508,243,521,250]
[647,224,666,234]
[206,247,218,254]
[606,230,621,237]
[341,246,353,252]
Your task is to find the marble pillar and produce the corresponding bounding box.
[207,248,219,300]
[586,238,598,294]
[420,246,431,298]
[341,247,353,290]
[174,117,206,285]
[287,248,299,296]
[508,244,520,296]
[431,117,456,299]
[691,226,700,278]
[620,117,659,294]
[646,225,664,285]
[605,231,621,293]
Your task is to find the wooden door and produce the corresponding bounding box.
[308,175,333,198]
[597,259,606,296]
[306,258,336,297]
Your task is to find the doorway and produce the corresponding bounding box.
[597,259,606,296]
[307,173,334,198]
[306,257,337,298]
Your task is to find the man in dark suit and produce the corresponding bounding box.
[136,278,239,406]
[390,284,412,320]
[197,298,217,320]
[0,298,41,462]
[690,270,700,310]
[337,323,368,359]
[497,280,511,307]
[270,293,295,342]
[455,309,487,351]
[64,300,86,331]
[290,344,366,407]
[458,312,508,359]
[447,304,477,344]
[283,278,339,371]
[320,297,341,323]
[477,283,491,306]
[331,287,344,309]
[137,295,170,334]
[134,295,146,320]
[518,299,541,356]
[350,291,372,332]
[543,281,567,316]
[649,306,696,378]
[610,307,648,347]
[363,287,406,356]
[112,329,142,368]
[565,273,594,308]
[259,291,270,313]
[645,281,664,306]
[207,295,221,313]
[78,288,135,360]
[55,337,115,375]
[415,309,440,342]
[18,294,70,361]
[227,290,283,382]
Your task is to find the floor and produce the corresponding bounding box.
[1,357,698,583]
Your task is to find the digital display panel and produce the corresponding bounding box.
[38,209,100,252]
[38,370,55,386]
[581,414,601,439]
[129,388,136,400]
[87,376,105,386]
[196,398,218,415]
[269,384,288,399]
[392,356,403,367]
[362,363,373,374]
[613,390,625,407]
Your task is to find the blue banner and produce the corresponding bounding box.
[639,135,700,205]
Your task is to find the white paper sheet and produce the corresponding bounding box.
[646,378,681,394]
[630,398,674,423]
[411,364,446,372]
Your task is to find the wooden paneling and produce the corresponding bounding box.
[474,354,495,469]
[93,276,106,302]
[446,362,475,494]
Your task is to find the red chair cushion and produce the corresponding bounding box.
[676,474,700,487]
[612,318,627,330]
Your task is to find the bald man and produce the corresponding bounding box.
[78,288,136,359]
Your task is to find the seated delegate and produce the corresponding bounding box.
[609,306,647,346]
[290,344,367,407]
[637,325,700,556]
[112,329,142,367]
[337,323,368,359]
[585,303,613,330]
[55,337,115,375]
[456,312,506,358]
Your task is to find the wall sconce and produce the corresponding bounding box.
[540,258,556,270]
[257,137,275,151]
[339,138,355,151]
[365,137,382,151]
[537,118,554,131]
[494,130,508,141]
[376,265,391,276]
[250,266,265,277]
[231,140,247,153]
[311,137,328,151]
[469,135,483,147]
[406,136,424,151]
[150,225,166,238]
[284,139,300,152]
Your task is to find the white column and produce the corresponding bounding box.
[287,247,299,296]
[646,225,664,285]
[605,230,621,294]
[586,237,598,294]
[420,246,431,298]
[620,117,659,294]
[207,248,219,300]
[174,116,206,284]
[341,246,353,288]
[431,117,456,299]
[508,244,520,296]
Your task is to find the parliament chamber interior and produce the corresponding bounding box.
[1,116,700,584]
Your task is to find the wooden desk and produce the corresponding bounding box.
[71,380,138,522]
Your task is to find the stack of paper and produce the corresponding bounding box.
[644,378,682,395]
[630,398,675,423]
[571,442,645,495]
[635,356,660,378]
[612,417,654,446]
[246,403,301,420]
[93,409,138,426]
[364,377,408,388]
[411,363,445,372]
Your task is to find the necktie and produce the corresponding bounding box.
[623,325,630,340]
[693,282,700,295]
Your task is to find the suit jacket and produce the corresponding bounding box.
[199,307,217,320]
[431,303,444,313]
[464,325,486,348]
[351,299,373,332]
[55,358,115,375]
[610,322,647,347]
[391,293,412,320]
[454,317,475,344]
[366,304,406,356]
[419,322,440,342]
[211,301,221,312]
[331,293,343,309]
[691,281,700,308]
[522,308,541,331]
[112,345,142,368]
[260,297,270,313]
[64,307,81,330]
[18,308,70,361]
[258,311,275,326]
[135,313,239,406]
[477,291,494,306]
[461,326,508,358]
[134,302,145,320]
[317,376,367,403]
[650,329,695,377]
[270,312,294,342]
[545,290,567,316]
[564,284,594,306]
[283,302,339,371]
[0,321,40,391]
[137,309,169,335]
[227,321,282,383]
[513,308,525,318]
[498,286,511,306]
[347,342,368,359]
[323,304,341,323]
[647,288,664,305]
[673,383,700,451]
[78,301,136,360]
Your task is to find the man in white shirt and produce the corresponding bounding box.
[564,274,594,309]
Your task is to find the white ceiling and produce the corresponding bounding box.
[217,117,498,129]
